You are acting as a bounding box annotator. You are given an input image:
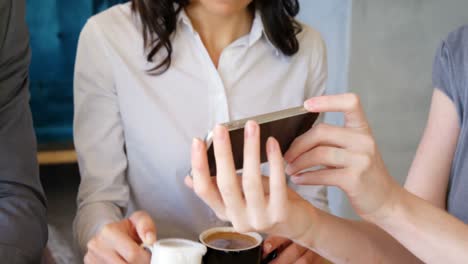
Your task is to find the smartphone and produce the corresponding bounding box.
[201,106,319,176]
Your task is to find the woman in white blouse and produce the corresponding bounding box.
[74,0,328,263]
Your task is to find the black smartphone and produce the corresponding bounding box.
[201,106,319,176]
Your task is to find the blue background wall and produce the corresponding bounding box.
[298,0,352,217]
[26,0,125,144]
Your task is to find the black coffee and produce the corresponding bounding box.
[204,232,258,250]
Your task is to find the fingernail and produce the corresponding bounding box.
[192,138,201,152]
[264,242,272,253]
[215,125,226,141]
[267,137,277,154]
[304,99,317,111]
[145,232,156,244]
[245,120,257,138]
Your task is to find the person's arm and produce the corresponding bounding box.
[404,91,458,208]
[73,19,156,264]
[287,94,468,263]
[404,41,461,209]
[73,18,129,252]
[292,89,459,263]
[0,0,48,262]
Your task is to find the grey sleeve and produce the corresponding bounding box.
[432,40,454,101]
[0,0,48,262]
[432,25,468,122]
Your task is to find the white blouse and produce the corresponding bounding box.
[73,2,328,251]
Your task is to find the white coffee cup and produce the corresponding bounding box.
[143,238,207,264]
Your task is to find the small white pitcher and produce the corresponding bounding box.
[143,238,207,264]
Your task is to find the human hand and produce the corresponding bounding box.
[84,211,156,264]
[284,94,401,221]
[187,121,319,243]
[263,236,325,264]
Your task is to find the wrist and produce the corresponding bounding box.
[292,204,323,250]
[366,180,405,224]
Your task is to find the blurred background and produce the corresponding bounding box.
[28,0,468,263]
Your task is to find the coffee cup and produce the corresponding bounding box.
[199,227,263,264]
[143,238,207,264]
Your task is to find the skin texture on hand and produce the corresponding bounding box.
[285,93,468,263]
[285,94,401,222]
[189,93,457,263]
[84,211,156,264]
[188,121,321,244]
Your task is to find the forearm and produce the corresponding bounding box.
[74,201,123,254]
[0,183,47,263]
[296,209,421,263]
[376,189,468,263]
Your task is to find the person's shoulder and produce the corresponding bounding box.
[293,23,326,65]
[295,23,326,58]
[81,2,133,38]
[443,24,468,58]
[89,2,132,26]
[78,2,138,48]
[296,23,325,48]
[433,25,468,106]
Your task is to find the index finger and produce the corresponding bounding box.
[304,93,369,131]
[213,125,245,216]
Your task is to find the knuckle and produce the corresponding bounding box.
[361,135,376,152]
[194,183,210,197]
[273,211,288,225]
[86,239,98,251]
[352,154,371,174]
[131,210,148,221]
[347,93,361,108]
[359,154,372,169]
[219,186,237,198]
[318,146,331,158]
[229,217,250,233]
[242,179,257,193]
[100,224,113,237]
[251,218,268,231]
[126,247,139,263]
[214,211,228,221]
[290,135,301,147]
[314,123,328,137]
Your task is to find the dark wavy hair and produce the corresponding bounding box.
[131,0,302,74]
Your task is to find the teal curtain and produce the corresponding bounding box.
[26,0,126,144]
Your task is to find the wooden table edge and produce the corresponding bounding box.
[37,149,77,165]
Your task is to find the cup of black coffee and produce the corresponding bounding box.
[199,227,263,264]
